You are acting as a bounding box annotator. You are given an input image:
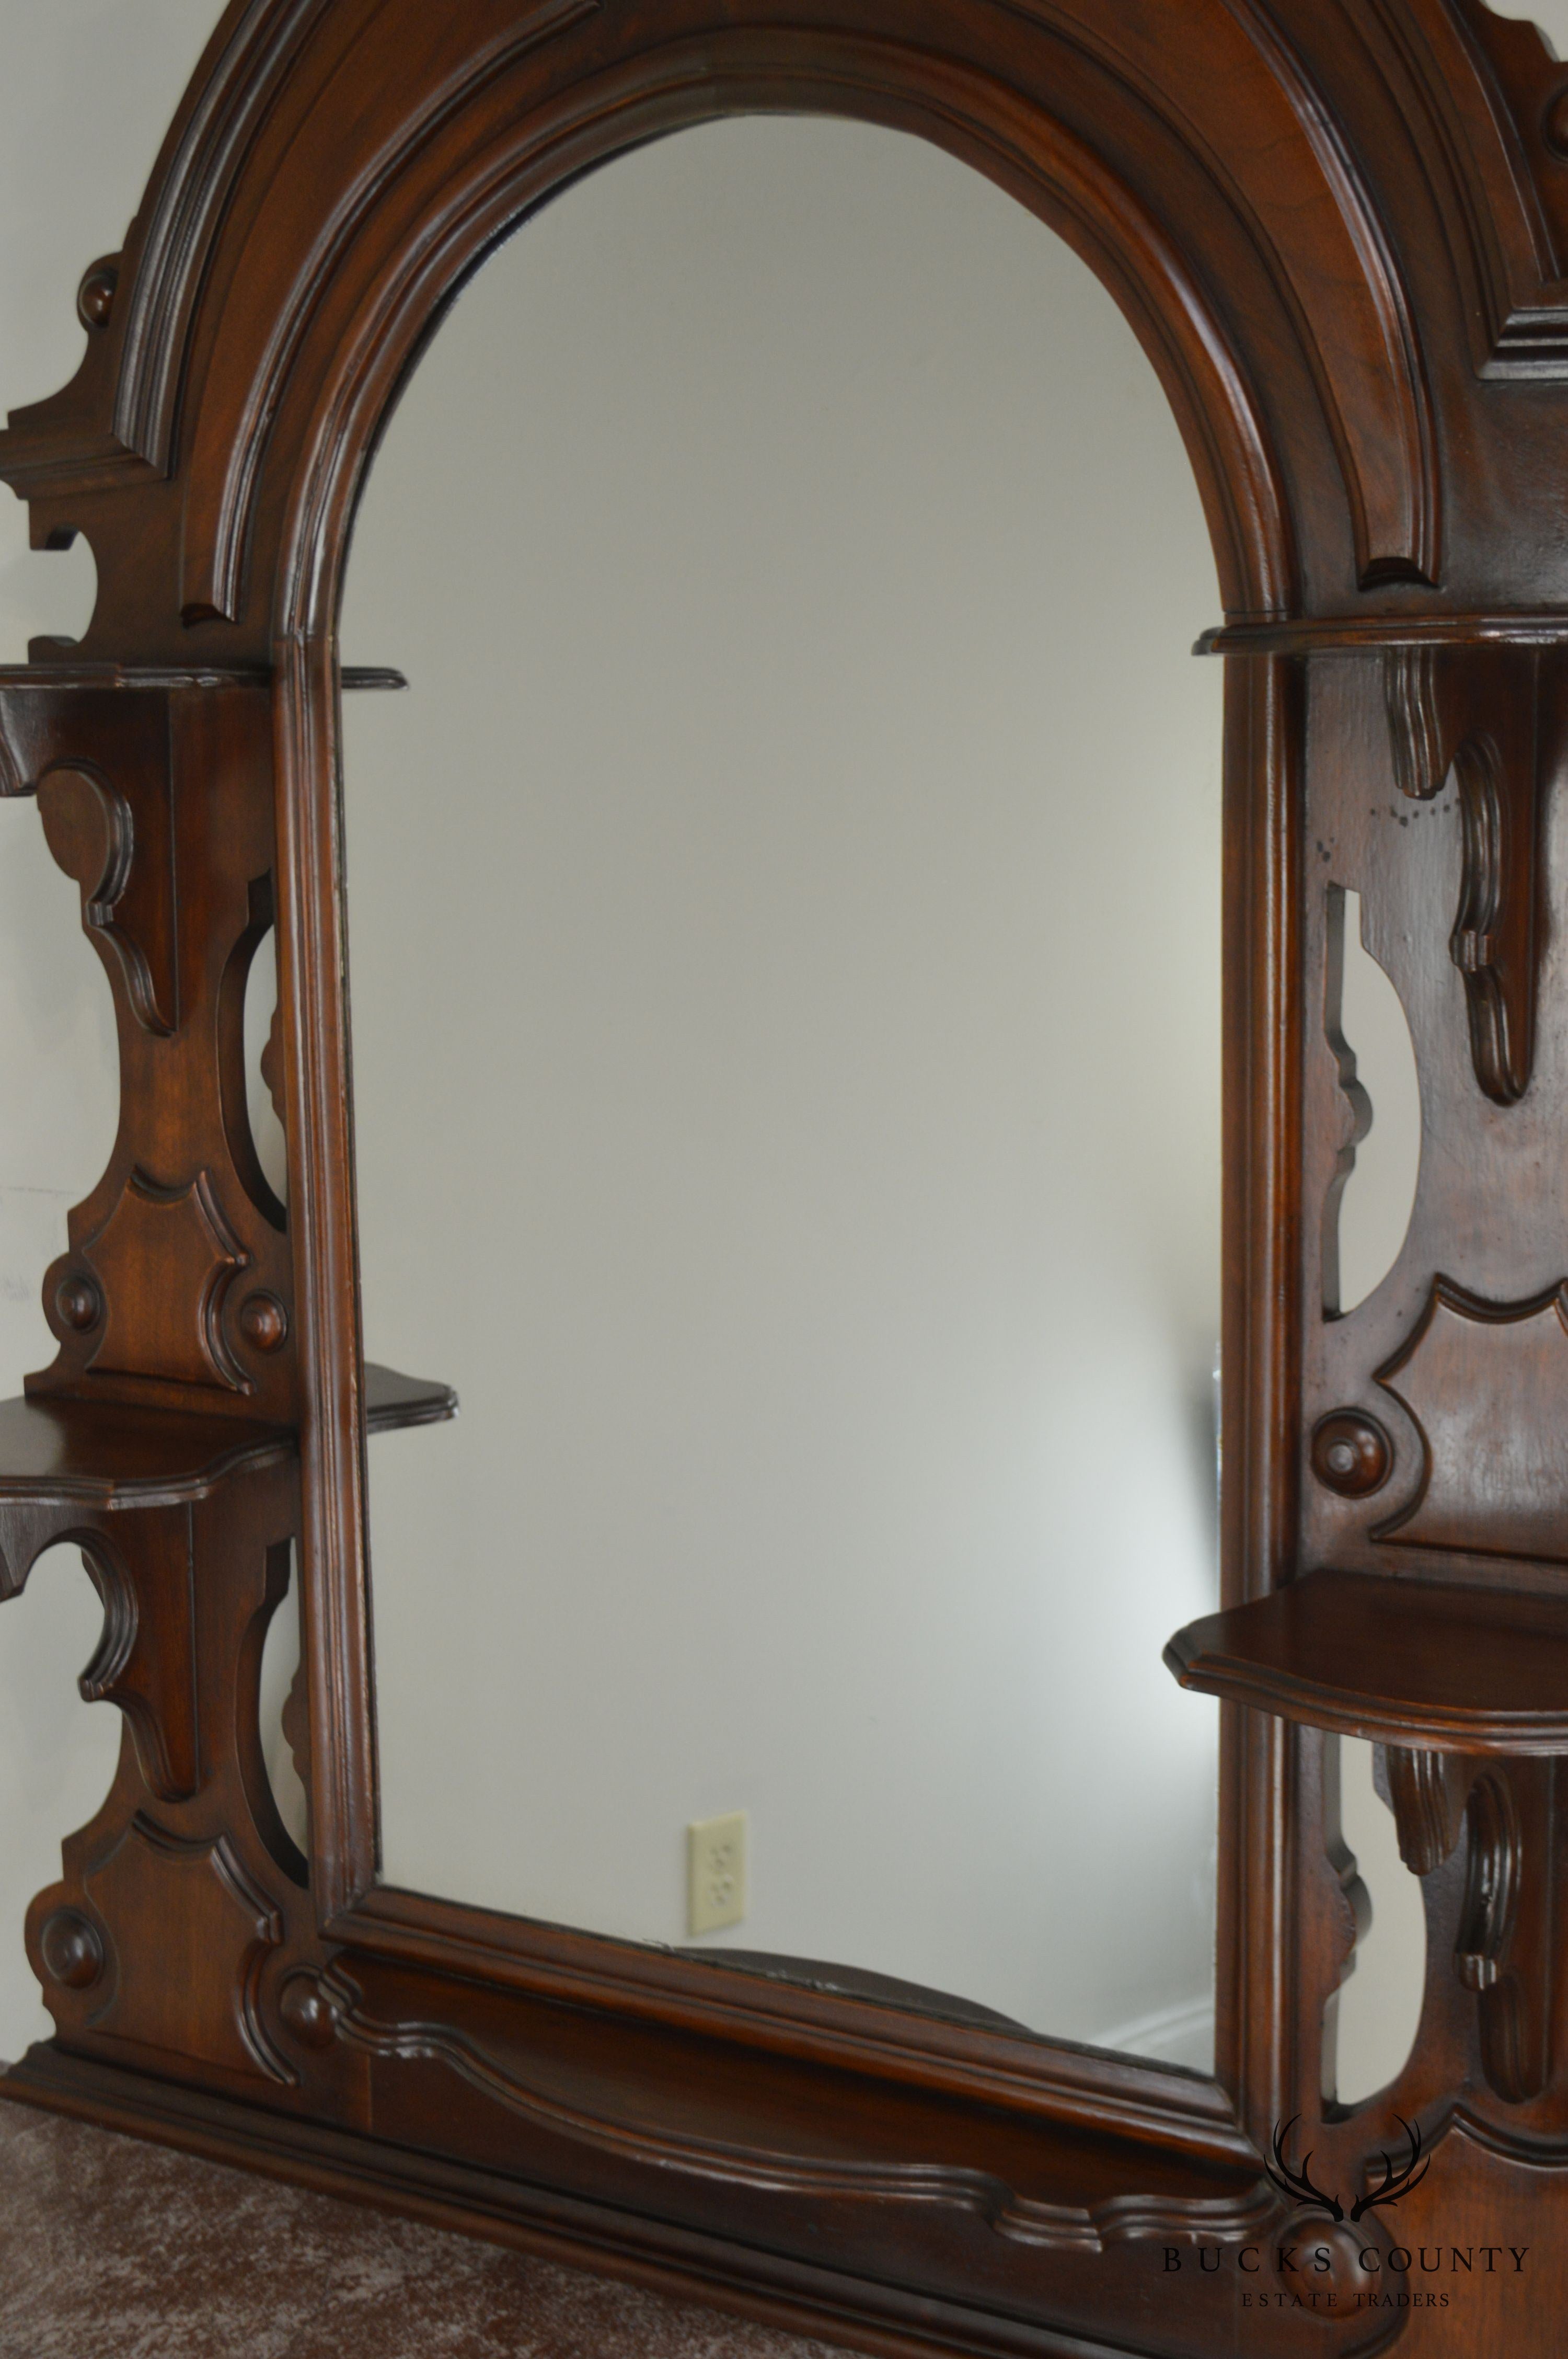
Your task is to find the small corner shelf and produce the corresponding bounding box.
[0,1361,455,1513]
[0,1392,292,1507]
[364,1362,457,1435]
[1165,1567,1568,1755]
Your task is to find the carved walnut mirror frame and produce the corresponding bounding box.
[7,2,1568,2352]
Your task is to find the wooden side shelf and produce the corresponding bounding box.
[0,1393,292,1506]
[0,665,407,693]
[0,1361,454,1511]
[1165,1567,1568,1754]
[364,1363,458,1436]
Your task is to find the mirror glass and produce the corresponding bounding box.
[340,117,1222,2065]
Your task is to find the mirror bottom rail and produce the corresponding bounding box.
[1,2037,1387,2359]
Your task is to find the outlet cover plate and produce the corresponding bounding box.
[688,1810,747,1936]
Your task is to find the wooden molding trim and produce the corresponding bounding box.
[7,4,1568,2351]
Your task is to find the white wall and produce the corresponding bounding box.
[0,0,1445,2090]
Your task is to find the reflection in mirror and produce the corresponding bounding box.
[243,927,287,1210]
[341,119,1222,2062]
[0,530,96,671]
[0,1547,123,2050]
[1331,1738,1426,2105]
[257,1547,308,1857]
[1326,887,1422,1315]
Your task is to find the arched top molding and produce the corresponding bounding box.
[7,0,1563,660]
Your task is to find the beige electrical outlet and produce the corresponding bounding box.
[687,1810,747,1936]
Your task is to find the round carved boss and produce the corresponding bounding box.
[40,1909,105,1991]
[1310,1411,1392,1498]
[54,1273,102,1333]
[1546,84,1568,161]
[277,1973,339,2051]
[76,263,118,331]
[238,1291,289,1354]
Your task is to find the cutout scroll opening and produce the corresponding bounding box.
[256,1542,308,1863]
[0,797,120,1375]
[0,1543,125,2057]
[1324,887,1421,1316]
[1330,1738,1427,2108]
[244,923,288,1210]
[0,520,97,666]
[219,905,287,1229]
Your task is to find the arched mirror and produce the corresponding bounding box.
[21,0,1568,2345]
[338,116,1223,2066]
[333,114,1229,2068]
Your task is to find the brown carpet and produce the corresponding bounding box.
[0,2098,852,2358]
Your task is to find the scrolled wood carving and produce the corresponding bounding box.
[36,758,178,1036]
[1450,732,1529,1105]
[2,679,299,1424]
[1382,642,1540,1104]
[74,1525,201,1806]
[72,1166,251,1394]
[1456,1767,1521,2001]
[1385,644,1450,801]
[1376,1277,1568,1563]
[1371,1747,1554,2106]
[10,3,1568,2350]
[1457,1761,1553,2106]
[85,1814,293,2085]
[1383,1744,1473,1877]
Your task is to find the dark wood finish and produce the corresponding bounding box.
[1375,1278,1568,1560]
[1168,1569,1568,1751]
[7,0,1568,2350]
[1382,644,1544,1104]
[0,680,295,1421]
[1310,1412,1394,1499]
[362,1364,457,1435]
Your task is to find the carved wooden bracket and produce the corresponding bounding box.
[1383,1744,1472,1876]
[1382,644,1542,1104]
[75,1519,201,1804]
[0,1490,202,1808]
[75,1166,250,1393]
[1384,1746,1558,2104]
[85,1815,291,2082]
[1375,1276,1568,1563]
[0,681,298,1423]
[37,759,178,1034]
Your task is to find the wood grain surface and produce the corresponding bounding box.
[3,1,1568,2351]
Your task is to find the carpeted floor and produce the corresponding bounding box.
[0,2098,853,2358]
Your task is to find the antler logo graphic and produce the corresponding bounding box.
[1264,2117,1343,2220]
[1350,2117,1429,2223]
[1263,2116,1429,2225]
